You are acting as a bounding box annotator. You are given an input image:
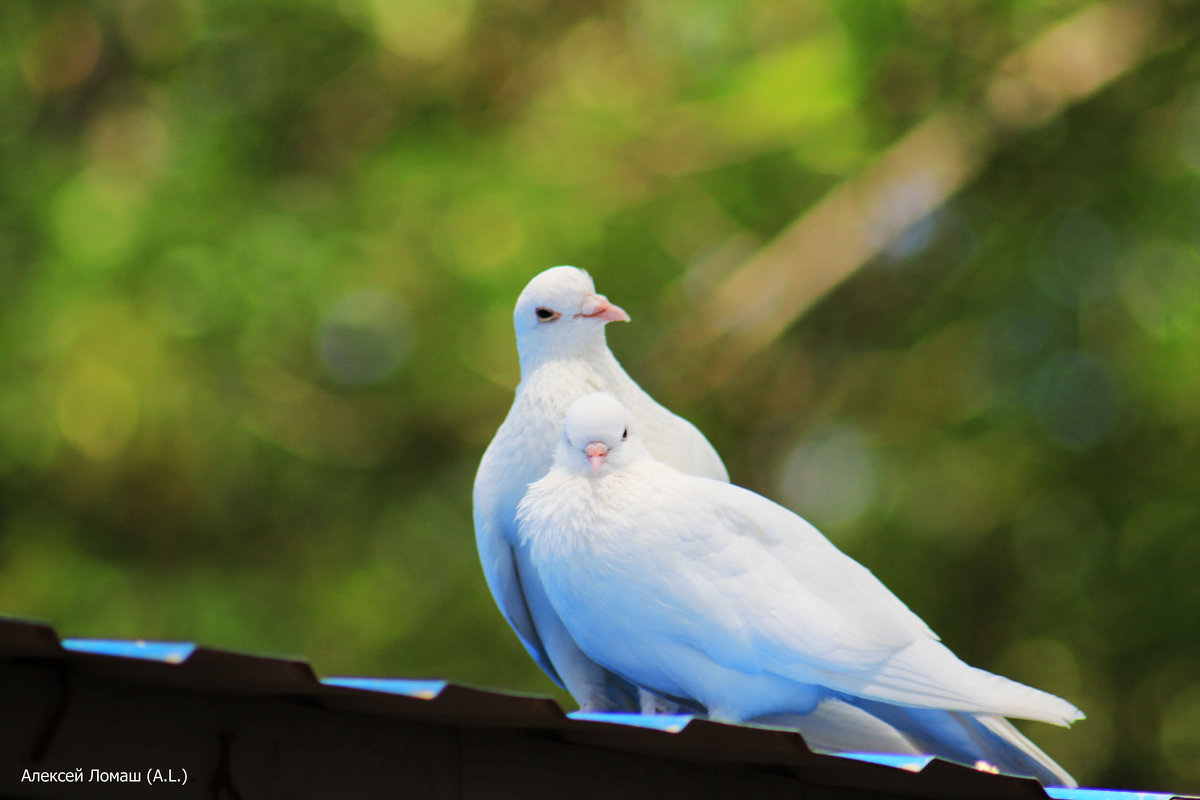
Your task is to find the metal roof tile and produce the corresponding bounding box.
[1,616,1193,800]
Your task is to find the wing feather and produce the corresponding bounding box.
[675,479,934,673]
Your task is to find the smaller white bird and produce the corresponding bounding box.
[519,392,1084,787]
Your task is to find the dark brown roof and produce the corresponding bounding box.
[0,616,1190,799]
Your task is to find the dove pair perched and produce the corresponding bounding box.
[476,266,1081,786]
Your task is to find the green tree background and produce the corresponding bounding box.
[3,0,1200,791]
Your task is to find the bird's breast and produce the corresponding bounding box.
[522,478,636,566]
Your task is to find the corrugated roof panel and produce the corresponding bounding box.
[62,638,196,663]
[839,752,934,771]
[1047,791,1182,800]
[569,710,694,733]
[1,616,1194,800]
[322,676,448,700]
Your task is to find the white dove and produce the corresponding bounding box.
[474,266,728,712]
[518,392,1084,787]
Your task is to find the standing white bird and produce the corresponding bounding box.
[519,392,1084,787]
[474,266,728,712]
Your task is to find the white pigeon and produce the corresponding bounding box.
[474,266,728,712]
[518,392,1084,787]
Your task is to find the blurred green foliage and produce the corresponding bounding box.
[3,0,1200,791]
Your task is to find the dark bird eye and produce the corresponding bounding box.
[535,307,560,322]
[621,428,628,441]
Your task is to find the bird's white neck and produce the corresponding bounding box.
[518,331,616,377]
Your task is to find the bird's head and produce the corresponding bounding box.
[558,392,639,476]
[513,266,629,368]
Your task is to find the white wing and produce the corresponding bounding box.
[643,475,1082,725]
[473,440,562,685]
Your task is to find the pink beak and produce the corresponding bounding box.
[585,442,608,474]
[577,293,631,323]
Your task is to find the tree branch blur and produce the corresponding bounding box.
[662,0,1168,392]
